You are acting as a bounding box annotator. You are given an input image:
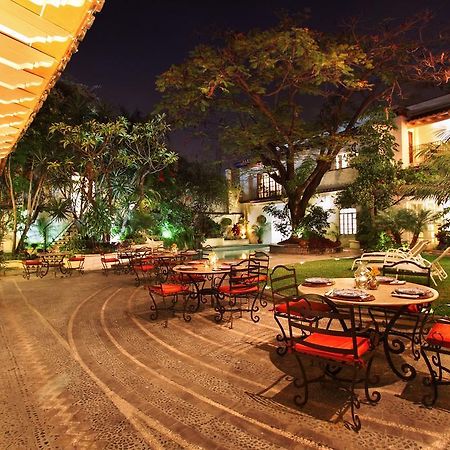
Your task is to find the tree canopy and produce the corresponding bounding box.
[156,13,450,240]
[0,80,178,252]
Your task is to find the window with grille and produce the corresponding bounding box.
[257,173,282,199]
[334,152,349,170]
[339,208,357,235]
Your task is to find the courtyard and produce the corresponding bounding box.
[0,262,449,449]
[1,1,450,448]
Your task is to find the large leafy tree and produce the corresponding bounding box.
[1,80,103,252]
[156,14,449,241]
[50,115,177,242]
[127,159,228,248]
[336,112,407,214]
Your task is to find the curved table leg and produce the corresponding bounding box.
[382,306,417,381]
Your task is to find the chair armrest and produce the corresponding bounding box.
[383,259,430,270]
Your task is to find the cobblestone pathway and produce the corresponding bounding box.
[0,272,449,449]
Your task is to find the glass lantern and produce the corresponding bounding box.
[354,262,369,289]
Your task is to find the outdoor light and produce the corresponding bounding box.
[161,226,172,239]
[208,252,218,268]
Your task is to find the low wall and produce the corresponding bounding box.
[204,238,249,247]
[270,244,342,255]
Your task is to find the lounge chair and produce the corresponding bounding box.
[351,239,430,270]
[382,246,450,286]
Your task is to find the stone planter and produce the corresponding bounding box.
[204,237,224,247]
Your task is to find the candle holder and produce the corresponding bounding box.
[208,252,218,268]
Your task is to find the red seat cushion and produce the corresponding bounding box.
[426,322,450,348]
[275,299,330,316]
[69,256,85,262]
[244,274,268,283]
[218,285,259,295]
[294,333,371,364]
[23,259,41,265]
[102,257,119,263]
[148,283,189,295]
[134,264,155,272]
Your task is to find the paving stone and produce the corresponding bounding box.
[0,272,449,449]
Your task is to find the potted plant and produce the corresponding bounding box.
[252,215,268,243]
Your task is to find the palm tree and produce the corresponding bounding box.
[407,129,450,203]
[376,208,441,247]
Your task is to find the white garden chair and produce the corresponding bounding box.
[382,246,450,286]
[351,239,430,270]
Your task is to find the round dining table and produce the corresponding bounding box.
[173,260,241,321]
[298,277,439,306]
[298,277,439,381]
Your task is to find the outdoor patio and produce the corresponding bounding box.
[1,269,449,449]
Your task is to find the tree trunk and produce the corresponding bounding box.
[14,172,45,253]
[286,160,332,234]
[410,233,419,248]
[5,160,17,253]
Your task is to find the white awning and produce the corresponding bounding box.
[0,0,104,163]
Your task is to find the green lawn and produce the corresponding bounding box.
[280,254,449,315]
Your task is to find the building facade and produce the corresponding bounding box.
[231,94,450,248]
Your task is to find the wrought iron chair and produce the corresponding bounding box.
[269,265,330,355]
[249,251,270,317]
[131,252,156,286]
[421,309,450,406]
[370,300,432,381]
[146,265,191,326]
[216,259,262,327]
[22,258,43,279]
[286,294,381,431]
[67,255,85,275]
[100,253,120,275]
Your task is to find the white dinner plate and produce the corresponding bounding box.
[331,288,368,298]
[304,277,331,284]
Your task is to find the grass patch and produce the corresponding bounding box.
[273,254,449,315]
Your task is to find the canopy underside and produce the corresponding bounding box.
[0,0,104,162]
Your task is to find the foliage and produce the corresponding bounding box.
[375,207,441,247]
[231,223,241,238]
[0,80,106,253]
[203,217,222,238]
[436,212,450,250]
[220,217,232,227]
[405,141,450,204]
[264,203,330,240]
[336,111,405,216]
[263,204,291,239]
[252,222,267,243]
[219,217,233,235]
[35,213,53,250]
[50,114,176,243]
[141,159,228,247]
[157,14,450,239]
[297,205,330,239]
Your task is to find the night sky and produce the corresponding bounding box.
[65,0,449,159]
[66,0,449,113]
